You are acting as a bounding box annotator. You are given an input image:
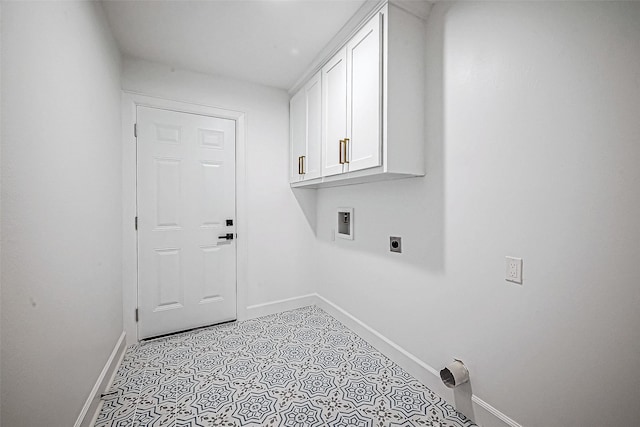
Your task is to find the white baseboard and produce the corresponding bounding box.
[74,331,127,427]
[471,395,523,427]
[244,293,318,320]
[247,293,521,427]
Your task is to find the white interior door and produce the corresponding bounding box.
[137,106,236,339]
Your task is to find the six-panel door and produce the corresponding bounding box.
[137,106,237,339]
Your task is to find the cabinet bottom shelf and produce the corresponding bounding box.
[290,168,425,189]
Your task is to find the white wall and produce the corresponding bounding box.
[0,3,3,425]
[315,2,640,426]
[121,58,318,316]
[0,2,123,426]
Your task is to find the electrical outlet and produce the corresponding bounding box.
[505,256,523,284]
[390,236,402,253]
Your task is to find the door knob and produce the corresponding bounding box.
[218,233,234,240]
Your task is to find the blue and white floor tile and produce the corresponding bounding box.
[95,306,477,427]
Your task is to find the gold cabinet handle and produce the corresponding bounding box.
[343,138,350,164]
[338,139,344,164]
[301,155,306,174]
[298,156,303,175]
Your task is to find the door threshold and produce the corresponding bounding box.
[140,318,237,343]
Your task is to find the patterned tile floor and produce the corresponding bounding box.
[95,306,476,427]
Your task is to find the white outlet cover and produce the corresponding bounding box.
[506,256,523,284]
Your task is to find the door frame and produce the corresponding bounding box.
[122,91,248,345]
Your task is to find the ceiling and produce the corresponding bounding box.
[101,0,367,90]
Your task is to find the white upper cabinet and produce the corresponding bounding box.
[305,73,322,180]
[322,16,382,177]
[290,71,322,183]
[291,2,425,188]
[321,48,348,177]
[289,88,306,182]
[346,12,382,173]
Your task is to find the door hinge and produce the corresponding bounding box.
[135,308,139,322]
[135,216,138,230]
[134,123,138,138]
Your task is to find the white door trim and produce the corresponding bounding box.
[122,91,248,345]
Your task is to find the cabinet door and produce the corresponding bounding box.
[305,72,322,180]
[289,88,306,182]
[346,12,382,172]
[322,47,348,177]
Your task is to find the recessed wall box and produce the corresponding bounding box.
[390,236,402,253]
[337,208,354,240]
